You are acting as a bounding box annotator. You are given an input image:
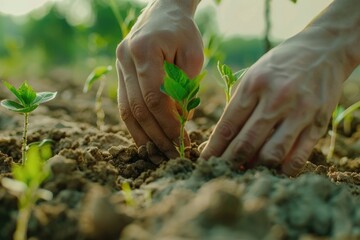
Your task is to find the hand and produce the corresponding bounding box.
[201,26,356,176]
[116,0,203,158]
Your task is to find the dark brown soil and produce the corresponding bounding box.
[0,78,360,240]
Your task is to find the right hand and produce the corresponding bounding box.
[116,0,204,158]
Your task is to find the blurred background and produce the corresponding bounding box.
[0,0,359,106]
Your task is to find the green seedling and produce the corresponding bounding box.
[217,61,247,104]
[83,65,112,130]
[1,81,57,164]
[121,181,136,207]
[26,139,54,162]
[327,102,360,160]
[1,147,52,240]
[161,61,205,158]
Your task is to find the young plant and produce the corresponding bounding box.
[1,81,57,165]
[1,147,52,240]
[217,61,247,104]
[83,65,112,130]
[160,61,205,158]
[327,101,360,160]
[26,139,54,162]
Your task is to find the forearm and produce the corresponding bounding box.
[307,0,360,71]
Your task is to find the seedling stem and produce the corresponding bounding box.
[22,113,29,165]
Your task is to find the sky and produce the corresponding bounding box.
[0,0,332,39]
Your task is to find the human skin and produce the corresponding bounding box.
[116,0,203,158]
[117,0,360,176]
[201,0,360,175]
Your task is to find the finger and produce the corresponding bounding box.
[175,46,204,79]
[200,84,258,160]
[221,101,279,167]
[130,42,191,147]
[256,115,310,168]
[281,121,327,176]
[116,60,150,146]
[118,49,178,158]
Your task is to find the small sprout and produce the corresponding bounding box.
[26,139,54,162]
[121,182,135,207]
[84,65,112,130]
[327,102,360,160]
[161,61,205,158]
[1,146,52,240]
[1,81,57,165]
[217,61,247,104]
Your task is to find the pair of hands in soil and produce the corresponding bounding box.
[116,0,360,176]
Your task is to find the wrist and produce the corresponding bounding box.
[307,0,360,72]
[156,0,201,17]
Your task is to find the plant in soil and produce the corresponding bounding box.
[160,61,205,158]
[1,144,53,240]
[83,65,112,130]
[0,81,57,165]
[217,61,247,104]
[327,101,360,160]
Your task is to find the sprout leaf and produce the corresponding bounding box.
[83,65,112,93]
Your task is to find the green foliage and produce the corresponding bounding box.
[121,182,135,207]
[1,81,57,113]
[290,0,297,3]
[1,140,52,240]
[161,62,204,115]
[83,65,112,93]
[217,61,247,104]
[328,102,360,160]
[26,139,54,162]
[1,81,57,165]
[161,61,205,158]
[84,65,112,129]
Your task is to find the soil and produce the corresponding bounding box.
[0,77,360,240]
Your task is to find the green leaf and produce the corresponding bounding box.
[187,97,200,112]
[164,61,188,87]
[290,0,297,3]
[33,92,57,105]
[12,164,28,186]
[214,0,222,4]
[27,139,54,161]
[0,99,37,113]
[161,76,187,102]
[83,65,112,93]
[233,68,248,81]
[188,86,199,100]
[18,82,36,106]
[1,99,25,111]
[3,81,24,105]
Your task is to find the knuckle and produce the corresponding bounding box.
[232,139,256,161]
[119,103,131,122]
[144,91,162,112]
[185,50,204,71]
[129,37,148,59]
[130,102,148,123]
[216,120,235,141]
[116,41,128,61]
[260,145,287,166]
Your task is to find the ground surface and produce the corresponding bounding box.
[0,75,360,240]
